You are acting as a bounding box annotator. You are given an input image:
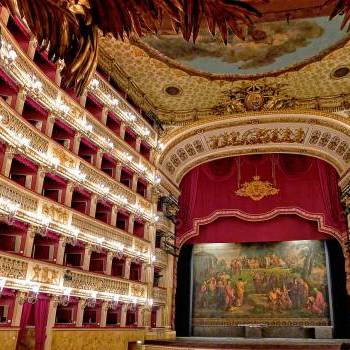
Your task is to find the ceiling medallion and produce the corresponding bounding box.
[235,176,279,201]
[331,66,350,79]
[164,86,182,97]
[215,83,295,114]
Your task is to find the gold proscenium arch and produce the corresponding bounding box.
[156,111,350,187]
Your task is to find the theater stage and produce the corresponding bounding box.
[144,337,350,350]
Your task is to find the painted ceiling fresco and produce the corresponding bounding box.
[142,16,349,76]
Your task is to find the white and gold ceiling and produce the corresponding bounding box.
[99,13,350,125]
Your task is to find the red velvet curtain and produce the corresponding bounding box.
[16,294,50,350]
[16,302,32,350]
[177,155,346,245]
[34,295,49,350]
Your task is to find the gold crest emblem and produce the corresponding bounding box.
[235,176,279,201]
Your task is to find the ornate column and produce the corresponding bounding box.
[149,148,155,164]
[76,299,86,327]
[1,145,16,177]
[24,225,36,257]
[27,35,37,60]
[341,186,350,295]
[135,137,142,153]
[11,291,25,326]
[105,252,114,275]
[14,87,27,115]
[143,308,151,330]
[120,123,126,140]
[72,132,81,155]
[137,306,143,327]
[128,214,135,235]
[120,303,128,327]
[79,90,87,107]
[101,106,109,125]
[44,296,59,350]
[146,184,153,201]
[110,205,118,227]
[64,181,74,207]
[95,149,103,169]
[140,263,147,283]
[89,193,98,218]
[56,236,66,265]
[156,306,164,328]
[82,245,92,271]
[100,301,108,328]
[124,257,131,279]
[132,174,138,192]
[115,162,122,182]
[35,166,46,194]
[44,114,55,138]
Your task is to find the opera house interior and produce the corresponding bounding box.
[1,0,350,349]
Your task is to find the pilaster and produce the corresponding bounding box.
[1,145,16,177]
[14,87,27,115]
[82,245,92,271]
[35,166,46,194]
[56,236,66,265]
[44,296,59,350]
[120,303,128,327]
[24,225,36,257]
[124,257,131,279]
[72,132,81,155]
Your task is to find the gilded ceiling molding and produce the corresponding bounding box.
[177,208,347,249]
[156,111,350,186]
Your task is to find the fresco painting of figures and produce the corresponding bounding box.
[192,241,330,326]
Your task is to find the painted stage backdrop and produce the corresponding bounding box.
[192,241,330,330]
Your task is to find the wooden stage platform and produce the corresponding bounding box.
[143,337,350,350]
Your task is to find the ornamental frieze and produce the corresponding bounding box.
[30,263,60,285]
[71,215,133,248]
[0,178,38,212]
[207,127,306,150]
[130,284,146,298]
[0,255,28,280]
[51,147,76,168]
[308,129,350,162]
[64,271,130,296]
[42,204,69,225]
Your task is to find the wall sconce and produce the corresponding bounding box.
[19,284,40,304]
[0,197,20,224]
[26,75,43,96]
[55,97,70,116]
[59,287,72,306]
[123,112,136,123]
[108,294,119,310]
[86,291,97,308]
[144,298,153,311]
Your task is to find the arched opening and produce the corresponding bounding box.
[175,154,350,338]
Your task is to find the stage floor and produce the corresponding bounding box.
[144,337,350,349]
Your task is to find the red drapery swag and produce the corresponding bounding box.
[16,294,49,350]
[177,155,346,245]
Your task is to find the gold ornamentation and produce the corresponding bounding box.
[52,148,75,168]
[208,127,306,150]
[215,83,295,114]
[42,204,69,224]
[31,264,60,285]
[0,255,28,279]
[235,176,279,201]
[131,284,146,298]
